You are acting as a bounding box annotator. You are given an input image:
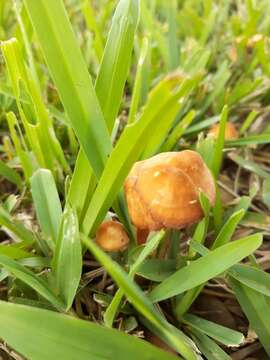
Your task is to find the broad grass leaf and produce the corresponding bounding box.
[0,300,178,360]
[52,207,82,310]
[30,169,62,247]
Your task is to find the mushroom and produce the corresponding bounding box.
[124,150,216,238]
[208,122,238,140]
[96,220,129,252]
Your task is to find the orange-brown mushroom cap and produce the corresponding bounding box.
[208,122,238,140]
[124,150,216,231]
[96,220,129,252]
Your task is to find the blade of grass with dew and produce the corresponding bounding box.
[104,230,165,327]
[81,76,191,236]
[0,159,22,189]
[0,301,178,360]
[24,0,111,178]
[230,278,270,356]
[30,169,62,249]
[52,206,82,310]
[82,236,200,360]
[182,314,244,347]
[149,233,262,303]
[0,256,65,310]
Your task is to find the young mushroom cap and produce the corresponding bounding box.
[208,122,238,140]
[124,150,216,231]
[96,220,129,252]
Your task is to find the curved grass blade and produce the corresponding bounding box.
[212,209,245,249]
[149,233,262,302]
[0,255,64,310]
[230,278,270,356]
[190,329,231,360]
[95,0,140,132]
[104,230,165,327]
[52,207,82,310]
[83,236,200,360]
[183,314,244,347]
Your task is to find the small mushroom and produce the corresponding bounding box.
[208,122,238,140]
[96,220,129,252]
[124,150,216,234]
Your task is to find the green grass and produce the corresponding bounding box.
[0,0,270,359]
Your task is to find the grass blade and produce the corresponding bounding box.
[0,256,64,310]
[30,169,62,248]
[149,233,262,302]
[0,301,178,360]
[183,314,244,347]
[24,0,111,178]
[95,0,140,132]
[230,278,270,356]
[82,236,200,360]
[52,206,82,310]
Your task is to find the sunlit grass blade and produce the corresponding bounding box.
[95,0,140,132]
[0,300,178,360]
[52,207,82,310]
[149,233,262,303]
[24,0,111,178]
